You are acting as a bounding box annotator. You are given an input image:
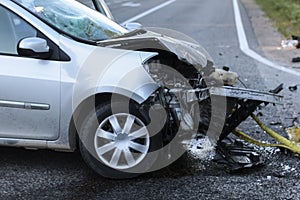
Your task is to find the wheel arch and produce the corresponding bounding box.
[68,90,157,149]
[69,93,125,148]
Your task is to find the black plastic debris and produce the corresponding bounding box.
[292,35,300,48]
[293,112,299,123]
[292,57,300,63]
[257,112,264,117]
[281,35,300,48]
[222,66,230,71]
[270,121,282,126]
[289,84,298,92]
[214,138,264,173]
[269,83,284,94]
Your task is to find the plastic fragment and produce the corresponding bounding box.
[285,123,300,143]
[292,57,300,63]
[288,85,298,91]
[270,121,282,126]
[281,39,298,48]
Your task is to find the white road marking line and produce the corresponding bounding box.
[233,0,300,76]
[121,0,298,76]
[121,0,177,25]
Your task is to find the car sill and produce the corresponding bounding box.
[0,137,47,149]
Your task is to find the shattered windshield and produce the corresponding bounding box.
[13,0,128,42]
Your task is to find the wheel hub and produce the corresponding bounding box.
[115,133,129,141]
[114,133,130,150]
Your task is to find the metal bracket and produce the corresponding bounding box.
[184,86,283,104]
[209,86,283,104]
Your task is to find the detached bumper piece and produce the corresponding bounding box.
[193,85,284,171]
[185,84,298,171]
[210,85,283,141]
[214,139,263,172]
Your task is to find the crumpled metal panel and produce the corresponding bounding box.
[98,28,210,69]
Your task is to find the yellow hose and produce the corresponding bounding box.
[232,129,298,153]
[231,114,300,155]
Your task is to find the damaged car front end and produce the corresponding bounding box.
[1,0,285,179]
[97,27,284,173]
[99,27,283,138]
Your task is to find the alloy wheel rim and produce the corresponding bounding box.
[94,113,150,170]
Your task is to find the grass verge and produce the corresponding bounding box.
[255,0,300,38]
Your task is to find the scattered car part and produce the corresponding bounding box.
[270,121,282,126]
[281,39,298,48]
[292,57,300,63]
[285,123,300,143]
[214,138,263,172]
[288,84,298,91]
[291,35,300,48]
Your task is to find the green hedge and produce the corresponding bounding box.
[255,0,300,37]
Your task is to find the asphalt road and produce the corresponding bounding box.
[1,0,300,199]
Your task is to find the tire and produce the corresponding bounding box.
[79,100,161,179]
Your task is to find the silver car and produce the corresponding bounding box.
[0,0,207,178]
[0,0,282,178]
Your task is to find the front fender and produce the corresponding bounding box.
[72,49,159,109]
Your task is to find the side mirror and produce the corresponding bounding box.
[123,22,142,30]
[17,37,52,59]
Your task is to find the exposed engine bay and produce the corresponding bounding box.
[142,55,284,171]
[143,55,282,142]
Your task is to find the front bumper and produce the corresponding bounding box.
[184,86,283,104]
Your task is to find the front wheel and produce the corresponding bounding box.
[79,100,160,179]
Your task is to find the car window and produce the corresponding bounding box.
[13,0,127,42]
[0,5,37,55]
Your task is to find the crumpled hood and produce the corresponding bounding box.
[97,28,212,69]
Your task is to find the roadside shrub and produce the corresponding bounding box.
[256,0,300,37]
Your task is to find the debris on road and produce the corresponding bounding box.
[281,39,299,48]
[281,35,300,48]
[292,35,300,47]
[270,121,282,126]
[214,138,263,172]
[187,137,215,161]
[282,164,296,172]
[288,84,298,91]
[292,57,300,63]
[285,122,300,144]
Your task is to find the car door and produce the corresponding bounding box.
[0,5,60,140]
